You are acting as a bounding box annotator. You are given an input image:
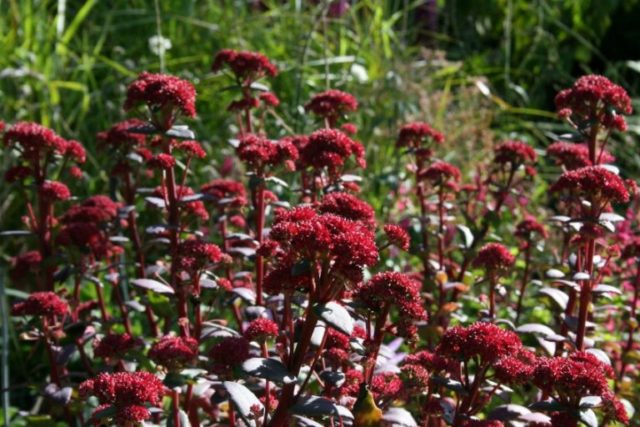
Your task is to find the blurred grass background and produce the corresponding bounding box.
[3,0,640,422]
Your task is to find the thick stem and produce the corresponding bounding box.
[514,246,531,324]
[254,182,266,306]
[171,388,181,427]
[575,238,595,351]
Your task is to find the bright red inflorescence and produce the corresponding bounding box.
[175,140,206,158]
[40,180,71,202]
[149,335,199,369]
[546,142,615,170]
[11,292,68,317]
[244,318,279,342]
[64,140,86,163]
[175,240,223,274]
[212,49,278,81]
[420,160,461,184]
[383,224,410,250]
[147,153,177,169]
[298,128,366,173]
[555,74,632,131]
[9,251,42,281]
[98,119,148,149]
[437,322,523,364]
[493,348,537,384]
[268,206,378,287]
[94,333,141,359]
[493,140,537,166]
[355,272,427,339]
[260,92,280,107]
[371,372,403,401]
[79,371,164,425]
[318,192,375,228]
[304,89,358,121]
[473,243,515,272]
[124,72,196,129]
[56,221,123,260]
[550,165,629,206]
[533,352,627,424]
[209,336,251,367]
[514,216,547,240]
[61,195,120,224]
[236,133,298,171]
[396,122,444,150]
[3,122,67,160]
[200,179,247,208]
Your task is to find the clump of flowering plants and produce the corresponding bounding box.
[1,44,638,427]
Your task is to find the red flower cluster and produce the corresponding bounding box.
[40,180,71,202]
[124,72,196,129]
[244,318,279,341]
[61,195,120,224]
[147,153,176,169]
[149,335,199,369]
[268,206,378,286]
[383,224,410,250]
[546,142,615,170]
[304,89,358,121]
[355,272,427,339]
[3,122,67,161]
[98,119,147,149]
[236,133,298,171]
[298,128,365,173]
[396,122,444,150]
[175,240,223,274]
[11,291,68,317]
[79,371,164,425]
[175,140,206,158]
[533,352,628,423]
[514,216,547,240]
[555,74,632,131]
[260,92,280,107]
[420,160,461,184]
[473,243,515,272]
[550,166,629,206]
[318,192,375,228]
[437,322,522,364]
[371,372,403,401]
[9,251,42,281]
[493,140,536,166]
[212,49,278,81]
[200,179,247,208]
[57,221,122,260]
[93,333,141,359]
[209,336,250,367]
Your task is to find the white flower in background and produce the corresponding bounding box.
[350,63,368,83]
[149,35,172,56]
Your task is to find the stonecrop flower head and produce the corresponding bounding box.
[546,142,615,170]
[304,89,358,123]
[61,195,120,224]
[355,272,427,339]
[94,333,142,360]
[473,243,515,272]
[79,371,164,425]
[209,336,251,368]
[9,251,42,281]
[200,179,247,208]
[515,216,547,240]
[420,160,461,185]
[268,206,378,287]
[3,122,67,161]
[396,122,444,153]
[98,119,148,149]
[149,335,199,369]
[298,128,366,175]
[533,352,628,424]
[244,318,279,342]
[56,221,123,260]
[550,165,629,208]
[40,180,71,202]
[383,224,410,250]
[212,49,278,82]
[236,133,298,171]
[555,74,632,131]
[11,292,68,317]
[318,192,375,228]
[493,140,536,167]
[124,72,196,130]
[175,240,223,275]
[437,322,523,364]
